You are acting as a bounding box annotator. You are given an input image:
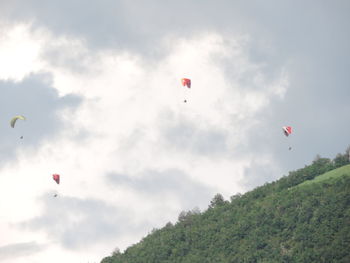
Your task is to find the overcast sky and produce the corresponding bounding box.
[0,1,349,262]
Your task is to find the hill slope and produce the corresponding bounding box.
[297,164,350,187]
[101,155,350,263]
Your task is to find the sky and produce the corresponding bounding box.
[0,1,349,262]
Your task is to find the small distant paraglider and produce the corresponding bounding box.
[181,78,191,103]
[52,174,60,197]
[282,126,293,150]
[10,115,26,139]
[53,174,60,184]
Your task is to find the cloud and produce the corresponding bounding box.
[0,1,216,53]
[1,1,349,61]
[241,157,282,189]
[0,241,44,260]
[21,196,136,250]
[107,168,213,209]
[0,23,44,81]
[159,114,229,157]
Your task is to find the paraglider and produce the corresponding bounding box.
[52,174,60,197]
[10,115,26,128]
[181,78,191,103]
[282,126,293,150]
[53,174,60,184]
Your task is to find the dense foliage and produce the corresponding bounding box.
[101,151,350,263]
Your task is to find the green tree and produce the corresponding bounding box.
[209,193,226,208]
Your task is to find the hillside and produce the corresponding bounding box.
[101,152,350,263]
[297,164,350,188]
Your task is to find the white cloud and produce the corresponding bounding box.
[0,23,44,81]
[0,23,289,262]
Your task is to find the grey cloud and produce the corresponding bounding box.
[0,1,348,61]
[0,241,44,260]
[1,0,164,54]
[107,169,213,210]
[40,44,96,74]
[0,73,82,165]
[159,112,229,157]
[21,196,137,249]
[241,160,282,190]
[0,1,292,54]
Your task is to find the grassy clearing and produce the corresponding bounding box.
[297,164,350,187]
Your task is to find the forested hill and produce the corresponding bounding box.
[101,152,350,263]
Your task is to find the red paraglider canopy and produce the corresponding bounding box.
[181,78,191,88]
[282,126,292,137]
[53,174,60,184]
